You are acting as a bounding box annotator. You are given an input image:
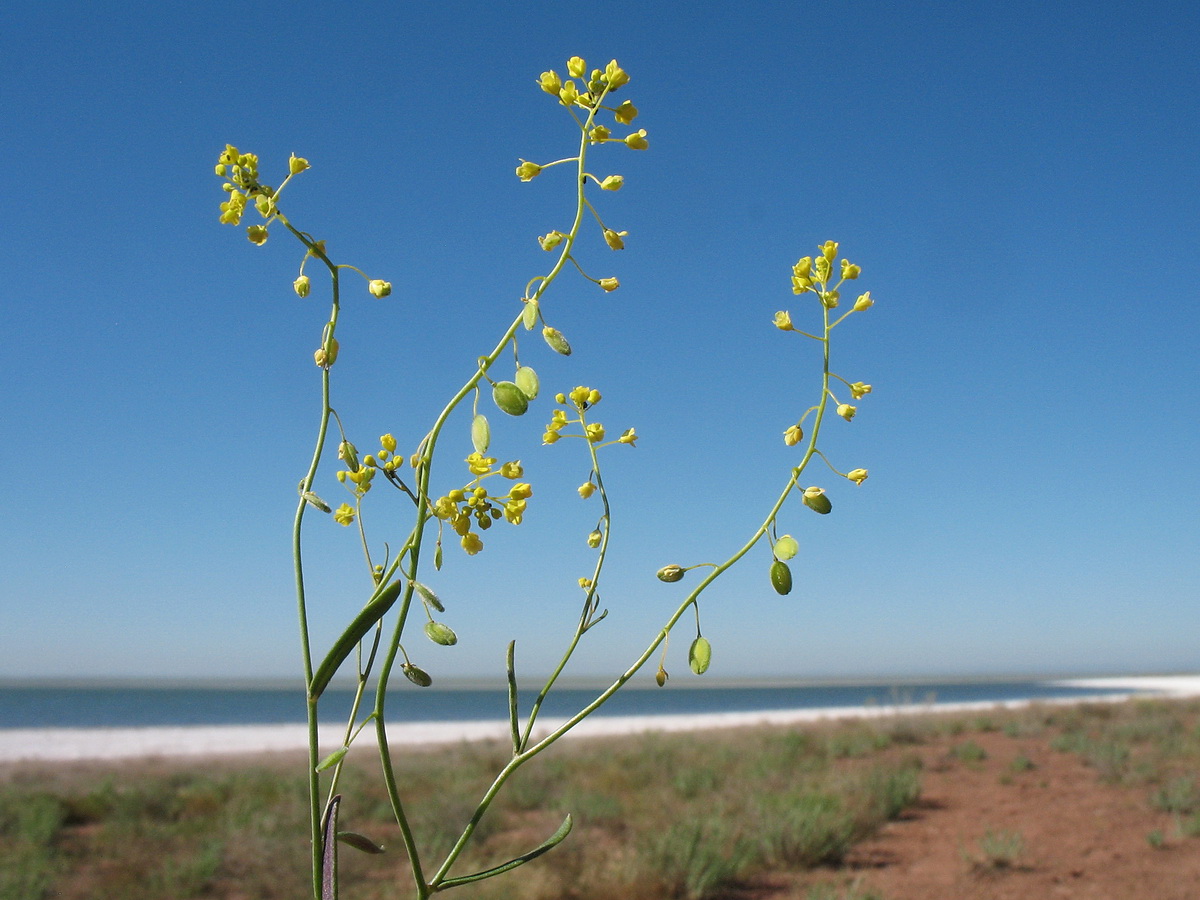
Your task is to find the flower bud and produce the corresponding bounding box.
[567,56,587,77]
[656,564,685,583]
[590,125,611,141]
[599,175,624,191]
[369,280,391,298]
[493,381,529,416]
[578,481,596,499]
[624,129,649,150]
[783,425,804,446]
[802,486,832,515]
[587,529,603,548]
[846,468,869,485]
[850,382,872,399]
[656,665,668,687]
[289,155,310,175]
[614,100,638,124]
[840,259,861,280]
[542,326,572,356]
[837,403,856,421]
[558,80,579,106]
[820,240,839,262]
[598,276,620,292]
[538,230,564,251]
[853,291,874,311]
[774,310,794,331]
[381,433,397,453]
[246,224,269,245]
[293,275,311,297]
[604,229,626,250]
[689,636,712,675]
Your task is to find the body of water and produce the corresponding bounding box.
[0,680,1137,730]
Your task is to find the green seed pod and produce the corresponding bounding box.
[522,298,539,331]
[424,621,458,646]
[302,491,332,514]
[515,365,540,400]
[471,413,491,454]
[542,326,573,356]
[770,560,793,595]
[338,440,360,473]
[402,663,433,687]
[412,581,445,612]
[689,636,712,675]
[493,381,529,416]
[773,534,799,561]
[656,564,685,583]
[802,487,832,515]
[315,746,348,772]
[655,665,669,687]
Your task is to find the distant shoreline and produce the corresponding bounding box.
[3,675,1197,765]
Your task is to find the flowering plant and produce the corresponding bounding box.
[214,56,876,900]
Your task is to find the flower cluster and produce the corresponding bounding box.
[429,454,533,555]
[215,145,309,245]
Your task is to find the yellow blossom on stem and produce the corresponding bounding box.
[604,59,630,89]
[837,404,857,421]
[774,310,794,331]
[624,129,649,150]
[246,224,269,245]
[578,482,596,499]
[840,259,861,280]
[294,275,311,297]
[598,277,620,292]
[617,427,637,445]
[515,160,542,181]
[853,292,874,311]
[614,100,638,124]
[850,382,872,399]
[500,461,524,479]
[603,229,627,250]
[783,425,804,446]
[333,503,356,526]
[846,468,869,485]
[289,154,310,175]
[461,533,483,555]
[567,56,587,77]
[538,70,562,95]
[585,423,606,442]
[369,280,391,298]
[599,175,624,191]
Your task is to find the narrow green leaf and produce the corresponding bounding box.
[337,831,385,854]
[315,747,348,772]
[438,814,573,889]
[310,580,404,699]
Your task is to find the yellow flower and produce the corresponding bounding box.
[333,503,356,526]
[585,423,606,443]
[466,452,495,475]
[850,382,872,399]
[598,277,620,292]
[578,481,596,499]
[853,292,874,311]
[783,425,803,446]
[567,56,587,77]
[368,279,391,298]
[542,430,561,444]
[509,482,533,500]
[515,160,542,181]
[837,403,857,421]
[604,60,630,89]
[614,100,638,124]
[599,175,624,191]
[380,433,397,453]
[293,275,311,297]
[578,576,593,590]
[840,259,861,280]
[538,70,562,95]
[604,229,627,250]
[820,240,839,262]
[590,125,611,141]
[503,499,526,524]
[558,80,579,106]
[774,310,794,331]
[461,533,483,555]
[617,427,637,445]
[846,468,869,485]
[793,257,813,279]
[289,154,310,175]
[538,230,565,251]
[246,224,269,245]
[624,129,649,150]
[500,460,524,479]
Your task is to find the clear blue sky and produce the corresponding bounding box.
[3,1,1197,684]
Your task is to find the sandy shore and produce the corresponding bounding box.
[3,675,1198,764]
